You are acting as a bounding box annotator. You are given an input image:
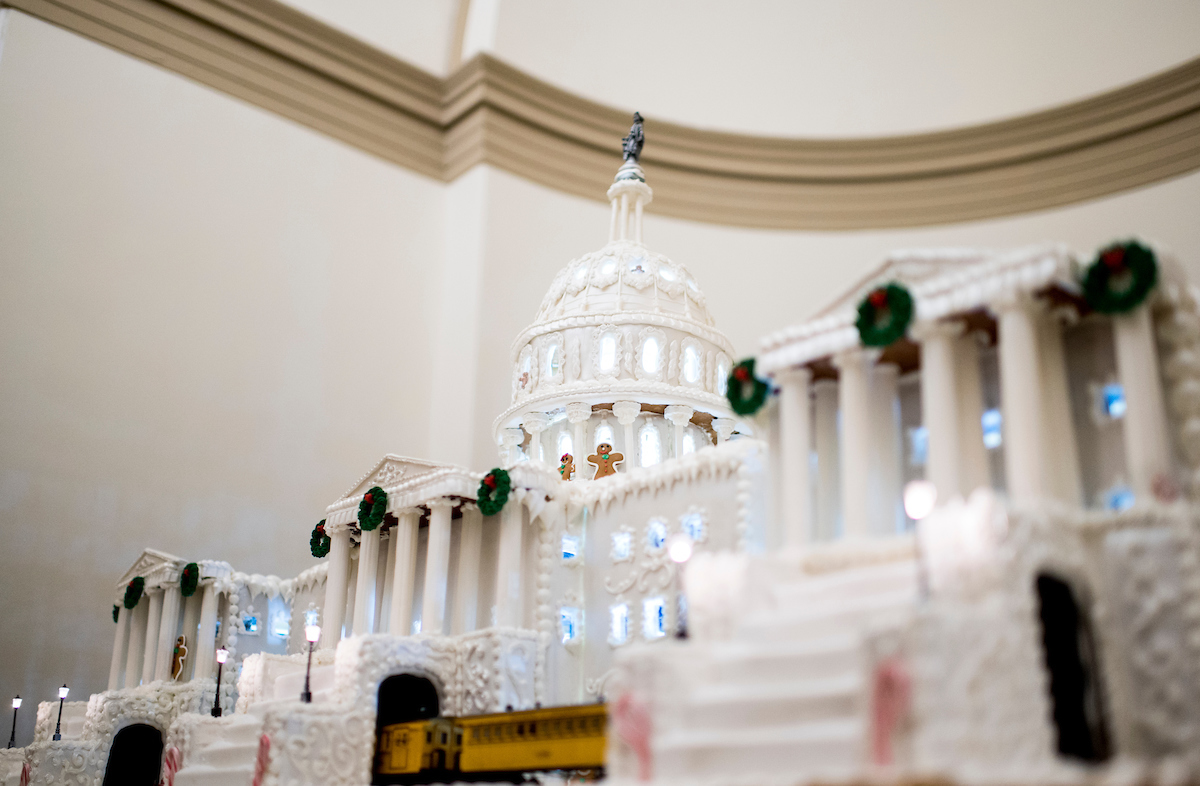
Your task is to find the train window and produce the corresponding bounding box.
[517,724,525,735]
[530,722,537,735]
[426,731,432,743]
[456,734,462,745]
[441,732,447,744]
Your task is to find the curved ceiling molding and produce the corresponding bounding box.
[9,0,1200,229]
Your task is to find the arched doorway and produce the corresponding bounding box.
[1035,573,1111,762]
[374,674,440,784]
[101,723,163,786]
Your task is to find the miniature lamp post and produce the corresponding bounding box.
[51,685,68,741]
[7,696,19,748]
[904,480,938,600]
[301,624,321,703]
[667,533,693,639]
[211,649,228,717]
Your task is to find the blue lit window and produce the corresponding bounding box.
[270,611,290,639]
[646,519,667,550]
[611,532,632,561]
[1104,485,1135,511]
[908,426,929,466]
[681,512,705,543]
[1102,384,1127,419]
[242,616,258,634]
[560,607,581,645]
[642,597,666,640]
[609,604,629,645]
[304,607,319,628]
[982,409,1003,449]
[562,534,580,560]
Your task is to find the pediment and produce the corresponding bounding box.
[337,454,455,502]
[116,548,182,589]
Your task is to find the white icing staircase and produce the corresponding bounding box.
[652,557,920,779]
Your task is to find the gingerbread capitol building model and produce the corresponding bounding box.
[4,119,1200,786]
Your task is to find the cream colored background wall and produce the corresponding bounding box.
[2,1,1200,747]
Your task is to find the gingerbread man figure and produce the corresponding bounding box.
[588,443,624,480]
[559,453,575,481]
[170,635,188,681]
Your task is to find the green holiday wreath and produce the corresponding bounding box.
[726,358,771,416]
[358,486,387,531]
[310,520,331,558]
[1082,241,1158,314]
[477,468,512,516]
[113,604,120,623]
[856,283,914,347]
[124,576,145,610]
[180,562,200,598]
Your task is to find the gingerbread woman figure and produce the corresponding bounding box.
[559,453,575,481]
[588,443,624,479]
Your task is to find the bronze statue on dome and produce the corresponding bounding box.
[622,112,644,162]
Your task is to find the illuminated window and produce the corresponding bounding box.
[908,426,929,466]
[557,431,573,458]
[560,607,581,645]
[594,421,614,448]
[682,430,697,455]
[562,534,580,560]
[609,604,629,645]
[1101,383,1126,419]
[545,344,561,378]
[628,256,646,274]
[611,532,632,561]
[642,597,666,640]
[242,615,258,635]
[716,358,730,395]
[573,265,588,283]
[1103,484,1135,511]
[600,256,617,276]
[270,610,290,640]
[599,333,618,373]
[639,422,662,467]
[681,512,705,543]
[647,518,667,550]
[658,266,676,282]
[683,345,701,384]
[641,337,661,374]
[982,409,1003,449]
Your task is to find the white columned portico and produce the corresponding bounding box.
[1114,304,1173,499]
[141,588,163,684]
[712,418,736,445]
[422,500,454,635]
[870,362,903,535]
[777,367,813,547]
[613,401,641,470]
[1038,310,1083,505]
[833,348,876,539]
[813,379,840,540]
[388,509,421,637]
[916,320,965,498]
[194,582,218,680]
[108,605,131,691]
[493,500,524,627]
[353,524,381,636]
[454,505,483,633]
[523,412,550,464]
[320,522,352,648]
[996,295,1047,502]
[566,403,591,480]
[154,583,182,681]
[664,405,694,460]
[124,600,147,688]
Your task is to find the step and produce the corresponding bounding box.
[185,714,262,750]
[654,718,862,777]
[174,765,254,786]
[709,633,860,683]
[193,741,259,769]
[683,673,860,729]
[771,560,920,608]
[740,587,916,641]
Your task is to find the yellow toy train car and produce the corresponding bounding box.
[374,703,607,784]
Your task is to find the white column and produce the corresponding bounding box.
[154,584,182,681]
[179,592,202,680]
[377,531,394,633]
[352,526,381,636]
[955,332,991,495]
[124,600,147,688]
[777,367,813,547]
[454,505,484,633]
[566,403,591,480]
[917,321,965,498]
[834,348,876,539]
[870,362,903,535]
[813,379,840,541]
[388,509,421,637]
[422,500,454,635]
[523,412,550,464]
[108,605,131,691]
[1114,304,1173,499]
[141,588,163,684]
[499,428,525,468]
[320,523,352,649]
[712,417,736,445]
[1038,311,1083,505]
[664,405,694,460]
[996,295,1047,502]
[493,501,525,627]
[613,401,641,470]
[194,583,218,681]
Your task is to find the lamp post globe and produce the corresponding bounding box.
[52,685,68,741]
[7,696,19,749]
[301,625,321,703]
[212,648,228,717]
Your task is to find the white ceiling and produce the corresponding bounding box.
[279,0,1200,138]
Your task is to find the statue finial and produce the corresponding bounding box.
[622,112,644,163]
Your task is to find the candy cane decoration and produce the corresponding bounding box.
[251,733,270,786]
[611,692,653,781]
[159,745,182,786]
[19,761,31,786]
[871,657,912,766]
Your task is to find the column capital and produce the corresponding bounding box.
[663,404,694,428]
[426,498,455,511]
[776,365,812,386]
[522,411,550,435]
[325,520,356,536]
[910,318,965,343]
[831,346,882,370]
[612,400,641,425]
[712,417,737,442]
[499,428,524,447]
[565,402,592,423]
[989,289,1044,316]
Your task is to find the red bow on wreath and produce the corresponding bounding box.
[1102,248,1126,269]
[483,474,497,490]
[868,288,889,308]
[363,492,374,505]
[733,366,750,382]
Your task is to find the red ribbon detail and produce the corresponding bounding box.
[733,366,750,382]
[868,288,889,308]
[871,657,911,766]
[363,492,374,505]
[612,692,653,781]
[483,474,497,490]
[1102,248,1126,269]
[251,733,270,786]
[159,745,182,786]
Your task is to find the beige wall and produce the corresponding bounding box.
[3,3,1200,746]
